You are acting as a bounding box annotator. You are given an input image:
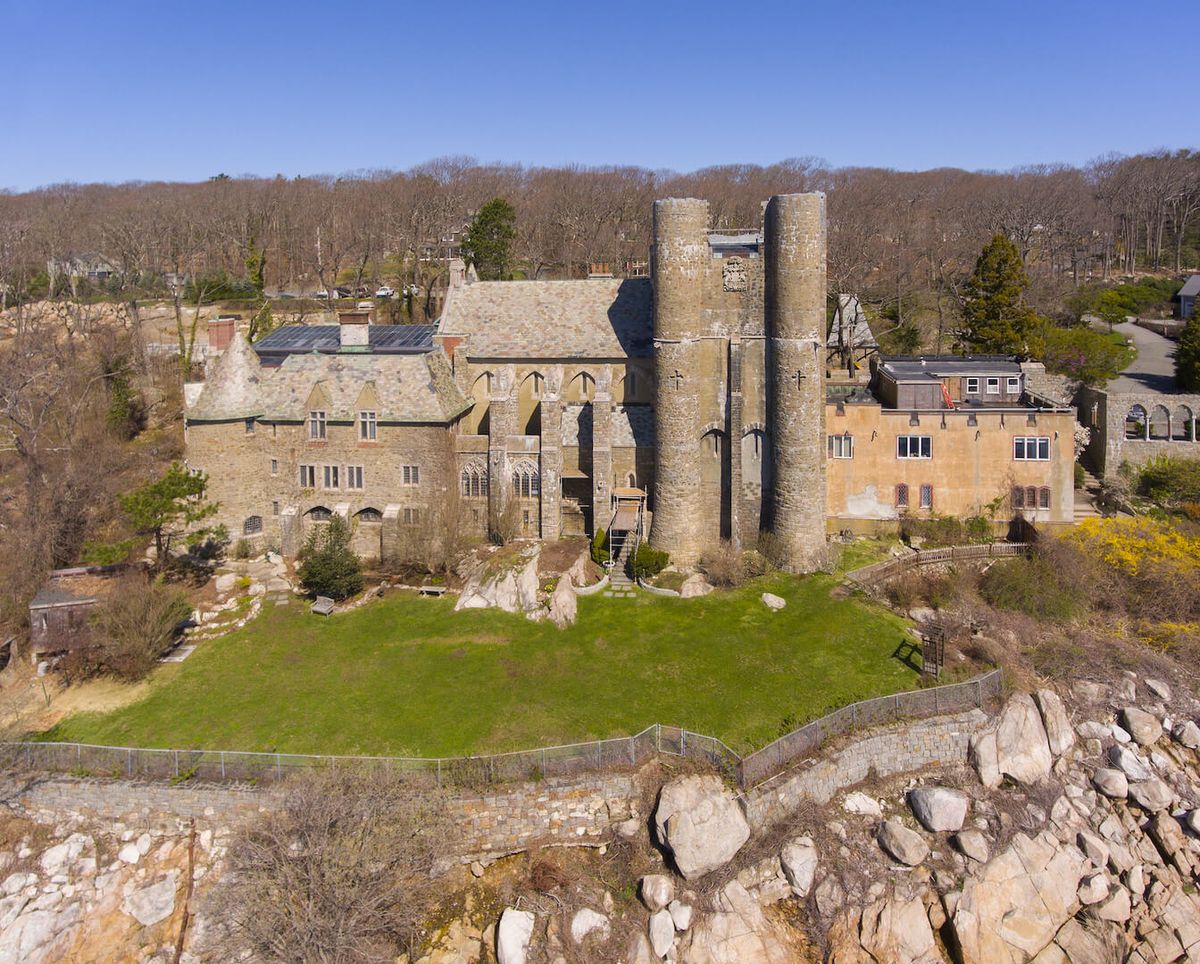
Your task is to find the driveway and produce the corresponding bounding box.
[1106,321,1177,393]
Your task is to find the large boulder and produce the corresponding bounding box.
[639,874,674,912]
[1127,776,1174,812]
[547,573,577,628]
[496,908,535,964]
[570,908,609,944]
[456,551,542,615]
[760,592,787,611]
[953,832,1088,963]
[857,896,942,964]
[648,909,675,957]
[780,836,819,897]
[681,881,793,963]
[877,819,929,866]
[1120,707,1162,746]
[654,775,750,879]
[1033,689,1075,756]
[679,574,715,598]
[1107,745,1152,782]
[970,694,1053,788]
[908,787,969,833]
[1173,720,1200,749]
[1091,768,1128,799]
[121,872,178,927]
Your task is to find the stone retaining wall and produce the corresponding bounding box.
[741,708,989,830]
[4,709,991,862]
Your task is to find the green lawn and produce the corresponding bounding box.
[41,573,919,758]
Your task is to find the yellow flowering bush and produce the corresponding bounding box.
[1063,517,1200,578]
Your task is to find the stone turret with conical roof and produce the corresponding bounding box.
[186,332,263,422]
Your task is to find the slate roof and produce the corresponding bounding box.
[30,587,97,609]
[1180,275,1200,298]
[827,294,878,349]
[880,356,1021,381]
[187,333,264,420]
[254,324,435,355]
[255,351,469,424]
[438,278,653,359]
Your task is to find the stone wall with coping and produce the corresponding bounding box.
[6,708,992,865]
[740,708,989,831]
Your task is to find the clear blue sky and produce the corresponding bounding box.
[3,0,1196,191]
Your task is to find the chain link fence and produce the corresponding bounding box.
[0,672,1000,791]
[736,669,1002,788]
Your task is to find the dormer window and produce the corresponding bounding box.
[359,410,377,441]
[308,410,327,440]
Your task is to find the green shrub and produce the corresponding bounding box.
[298,515,363,601]
[1074,463,1086,489]
[1042,325,1134,387]
[1138,456,1200,507]
[233,539,253,560]
[979,555,1088,622]
[590,528,609,564]
[629,544,669,581]
[81,538,138,566]
[900,514,966,548]
[964,515,993,542]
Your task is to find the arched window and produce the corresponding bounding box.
[1172,405,1195,441]
[1125,404,1148,441]
[305,506,332,521]
[1149,405,1170,440]
[741,428,769,489]
[1038,487,1051,510]
[702,429,723,459]
[243,515,263,535]
[511,459,540,499]
[567,371,595,402]
[626,472,637,489]
[460,459,488,498]
[523,371,544,399]
[355,507,382,523]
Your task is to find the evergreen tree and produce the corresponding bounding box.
[244,237,267,294]
[119,463,219,564]
[1177,311,1200,392]
[298,515,363,600]
[960,234,1045,357]
[461,198,517,280]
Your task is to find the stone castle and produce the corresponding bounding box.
[185,193,1076,569]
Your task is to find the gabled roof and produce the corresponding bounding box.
[827,294,878,350]
[1180,275,1200,298]
[255,350,469,424]
[438,278,653,359]
[187,332,263,421]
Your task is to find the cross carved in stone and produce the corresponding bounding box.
[670,370,684,390]
[793,369,807,390]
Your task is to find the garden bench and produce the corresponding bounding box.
[417,585,446,598]
[310,596,335,615]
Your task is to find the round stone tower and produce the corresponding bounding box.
[649,197,709,564]
[765,193,827,572]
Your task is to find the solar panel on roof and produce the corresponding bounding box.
[253,324,435,355]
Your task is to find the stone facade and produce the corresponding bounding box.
[186,192,1080,568]
[1077,385,1200,477]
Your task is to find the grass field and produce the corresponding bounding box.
[40,572,919,758]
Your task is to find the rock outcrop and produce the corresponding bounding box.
[547,572,577,628]
[456,548,541,615]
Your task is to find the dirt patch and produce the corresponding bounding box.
[537,537,589,577]
[0,666,153,736]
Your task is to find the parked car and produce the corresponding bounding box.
[316,287,352,299]
[375,285,396,298]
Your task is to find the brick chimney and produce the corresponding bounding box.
[337,303,372,348]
